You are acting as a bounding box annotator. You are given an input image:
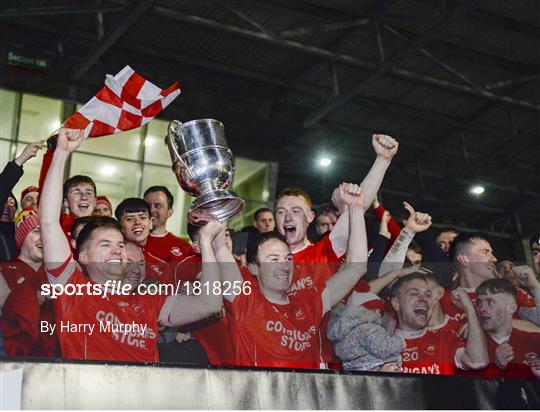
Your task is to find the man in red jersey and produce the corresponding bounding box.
[215,185,368,369]
[39,128,224,363]
[475,278,540,379]
[445,233,540,326]
[115,198,172,285]
[0,208,56,357]
[275,134,398,293]
[1,209,45,306]
[275,135,398,367]
[391,274,488,375]
[60,175,97,236]
[144,186,193,263]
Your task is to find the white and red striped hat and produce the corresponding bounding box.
[15,208,40,250]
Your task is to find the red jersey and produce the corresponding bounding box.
[290,234,342,293]
[176,254,236,366]
[1,257,47,291]
[397,327,465,376]
[145,232,193,263]
[143,248,173,286]
[191,312,235,366]
[440,288,536,322]
[428,314,464,335]
[47,256,173,363]
[173,254,203,286]
[0,259,57,358]
[225,287,328,369]
[483,328,540,380]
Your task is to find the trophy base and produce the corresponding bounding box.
[188,190,245,225]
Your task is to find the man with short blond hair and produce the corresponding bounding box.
[275,135,399,367]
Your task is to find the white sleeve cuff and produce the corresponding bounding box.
[45,260,77,286]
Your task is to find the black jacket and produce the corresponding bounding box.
[0,160,23,262]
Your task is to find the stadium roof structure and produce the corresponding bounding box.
[1,0,539,240]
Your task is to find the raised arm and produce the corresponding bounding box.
[213,223,243,283]
[39,129,83,269]
[324,185,368,309]
[166,220,224,325]
[361,135,399,210]
[378,201,432,277]
[329,134,398,254]
[452,289,489,370]
[0,140,42,211]
[369,265,432,294]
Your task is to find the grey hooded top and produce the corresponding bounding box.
[327,304,405,371]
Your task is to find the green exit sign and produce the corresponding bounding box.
[7,51,49,72]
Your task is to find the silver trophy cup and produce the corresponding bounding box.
[165,119,244,224]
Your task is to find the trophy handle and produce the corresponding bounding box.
[166,120,194,179]
[166,120,183,161]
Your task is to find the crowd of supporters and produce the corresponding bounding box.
[0,129,539,380]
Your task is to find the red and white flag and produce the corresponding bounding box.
[38,66,180,189]
[63,65,180,138]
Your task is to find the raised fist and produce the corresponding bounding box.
[331,185,347,214]
[451,288,474,311]
[338,183,364,210]
[402,201,432,233]
[372,134,398,160]
[57,128,84,154]
[514,265,540,290]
